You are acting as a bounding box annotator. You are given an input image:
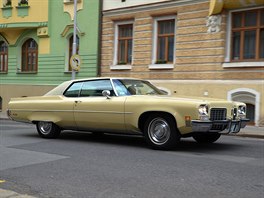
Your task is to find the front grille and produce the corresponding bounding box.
[210,108,227,121]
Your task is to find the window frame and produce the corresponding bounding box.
[0,41,8,73]
[117,24,133,65]
[149,15,176,69]
[21,38,38,72]
[111,20,134,70]
[64,79,115,97]
[223,7,264,68]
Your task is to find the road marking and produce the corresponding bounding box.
[0,180,6,183]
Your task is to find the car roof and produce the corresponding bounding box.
[45,77,145,96]
[68,77,143,83]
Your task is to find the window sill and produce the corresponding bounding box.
[148,64,174,69]
[110,65,132,70]
[16,71,37,74]
[222,62,264,68]
[1,6,13,9]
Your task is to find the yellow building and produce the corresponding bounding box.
[101,0,264,126]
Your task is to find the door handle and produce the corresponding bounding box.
[75,101,82,104]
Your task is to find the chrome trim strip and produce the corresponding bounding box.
[10,109,133,114]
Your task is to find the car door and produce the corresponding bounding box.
[73,79,127,132]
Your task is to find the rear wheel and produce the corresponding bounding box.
[192,133,221,144]
[144,114,180,150]
[36,121,61,138]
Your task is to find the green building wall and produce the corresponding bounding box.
[0,0,102,117]
[0,0,101,85]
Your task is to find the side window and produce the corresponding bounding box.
[80,80,114,97]
[64,82,83,97]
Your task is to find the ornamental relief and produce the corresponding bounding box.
[206,15,222,33]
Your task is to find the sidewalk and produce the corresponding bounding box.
[237,125,264,139]
[0,188,36,198]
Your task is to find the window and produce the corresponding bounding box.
[18,0,28,6]
[21,39,38,72]
[149,16,176,69]
[231,8,264,61]
[111,21,134,70]
[68,35,79,71]
[80,80,113,97]
[117,24,133,65]
[64,80,114,97]
[3,0,12,7]
[157,19,175,64]
[0,41,8,72]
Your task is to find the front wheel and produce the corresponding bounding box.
[36,121,61,138]
[192,133,221,144]
[144,114,180,150]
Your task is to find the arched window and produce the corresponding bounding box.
[22,39,38,72]
[228,88,260,126]
[68,35,79,71]
[0,41,8,73]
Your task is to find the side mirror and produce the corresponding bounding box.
[102,90,111,99]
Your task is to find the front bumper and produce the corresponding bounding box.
[191,118,249,134]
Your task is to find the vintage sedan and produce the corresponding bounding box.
[7,77,249,149]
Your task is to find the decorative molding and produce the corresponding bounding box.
[16,5,30,18]
[1,6,12,19]
[63,0,83,20]
[60,24,85,37]
[103,0,208,16]
[0,22,48,29]
[206,15,221,33]
[37,27,49,38]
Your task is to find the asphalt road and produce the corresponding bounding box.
[0,120,263,198]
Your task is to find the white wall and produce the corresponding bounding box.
[103,0,171,10]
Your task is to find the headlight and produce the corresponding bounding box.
[198,105,208,116]
[238,105,246,116]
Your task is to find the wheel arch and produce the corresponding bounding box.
[138,111,178,132]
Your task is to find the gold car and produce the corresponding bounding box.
[7,78,249,149]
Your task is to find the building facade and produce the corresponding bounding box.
[0,0,101,118]
[101,0,264,126]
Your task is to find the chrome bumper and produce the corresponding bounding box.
[191,118,249,134]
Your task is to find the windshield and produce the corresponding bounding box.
[112,79,165,96]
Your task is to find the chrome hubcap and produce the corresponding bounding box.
[148,118,170,145]
[38,121,52,134]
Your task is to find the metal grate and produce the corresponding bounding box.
[210,108,227,121]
